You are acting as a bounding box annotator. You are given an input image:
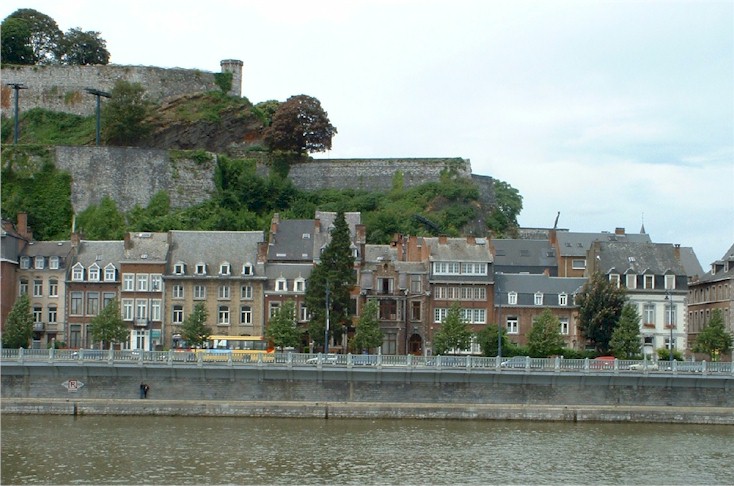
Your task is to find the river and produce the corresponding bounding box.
[2,415,732,485]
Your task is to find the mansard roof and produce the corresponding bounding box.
[594,241,686,276]
[21,240,72,258]
[122,232,169,263]
[694,242,734,284]
[74,240,125,267]
[492,239,556,272]
[495,273,587,306]
[167,231,264,275]
[267,219,314,262]
[423,236,493,262]
[556,230,651,256]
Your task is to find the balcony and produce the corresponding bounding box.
[33,322,44,332]
[134,318,149,327]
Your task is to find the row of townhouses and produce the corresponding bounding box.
[2,211,732,359]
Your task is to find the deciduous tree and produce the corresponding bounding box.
[0,9,63,65]
[263,95,337,155]
[2,294,34,348]
[477,323,511,357]
[609,303,642,359]
[89,298,128,349]
[61,28,110,65]
[576,272,627,353]
[181,303,211,348]
[101,80,152,146]
[266,301,302,350]
[693,309,733,361]
[353,300,383,352]
[433,304,471,355]
[527,309,565,357]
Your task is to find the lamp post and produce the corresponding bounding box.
[666,291,674,365]
[324,282,330,354]
[7,83,27,144]
[84,87,111,146]
[496,274,502,359]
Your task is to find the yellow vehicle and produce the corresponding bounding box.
[198,335,275,362]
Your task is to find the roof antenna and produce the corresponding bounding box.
[553,211,560,230]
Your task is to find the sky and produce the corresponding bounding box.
[3,0,733,268]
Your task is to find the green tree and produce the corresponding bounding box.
[88,298,128,349]
[305,211,355,348]
[60,27,110,65]
[266,301,302,350]
[576,272,627,353]
[353,300,383,352]
[433,304,471,355]
[181,303,211,348]
[486,180,523,237]
[263,95,337,155]
[101,80,152,146]
[693,309,733,362]
[0,9,63,65]
[477,323,512,357]
[527,309,565,357]
[610,303,642,359]
[1,17,33,64]
[75,196,126,240]
[2,294,34,348]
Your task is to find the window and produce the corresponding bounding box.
[460,308,486,324]
[269,302,281,318]
[377,277,393,294]
[643,303,655,325]
[150,274,162,292]
[434,308,448,323]
[104,264,116,282]
[506,317,519,334]
[508,292,518,305]
[461,263,487,275]
[276,277,287,292]
[666,303,677,328]
[241,285,253,300]
[411,301,422,321]
[49,279,58,297]
[48,306,57,324]
[33,305,42,323]
[609,274,620,287]
[240,305,252,324]
[572,259,586,270]
[136,299,148,321]
[644,274,655,289]
[433,262,460,275]
[34,256,45,269]
[299,303,308,322]
[72,263,84,281]
[242,263,253,275]
[86,292,99,316]
[70,291,83,315]
[33,279,43,297]
[626,274,637,289]
[173,263,185,275]
[534,292,543,305]
[218,305,230,325]
[49,256,60,270]
[123,274,135,291]
[382,333,397,355]
[665,274,676,290]
[172,305,184,324]
[136,274,149,292]
[218,285,231,300]
[150,300,162,322]
[103,292,115,308]
[172,285,184,299]
[88,264,100,282]
[665,337,676,350]
[194,285,206,300]
[558,293,568,306]
[19,279,28,296]
[559,318,569,335]
[20,256,30,269]
[219,263,231,275]
[294,278,305,293]
[410,278,422,294]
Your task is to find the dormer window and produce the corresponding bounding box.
[609,273,620,288]
[294,277,306,293]
[50,256,60,270]
[644,274,655,289]
[173,262,186,275]
[558,293,568,306]
[34,256,44,269]
[665,274,676,290]
[20,256,30,269]
[72,263,84,281]
[195,263,207,275]
[104,264,116,282]
[88,263,100,282]
[626,273,637,289]
[534,292,544,305]
[219,262,231,276]
[508,292,518,305]
[276,277,287,292]
[242,263,253,276]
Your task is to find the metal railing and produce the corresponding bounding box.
[1,348,732,375]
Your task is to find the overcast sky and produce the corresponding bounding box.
[3,0,732,267]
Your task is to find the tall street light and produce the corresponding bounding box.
[84,87,111,146]
[666,291,674,365]
[7,83,28,144]
[324,282,330,354]
[496,273,502,359]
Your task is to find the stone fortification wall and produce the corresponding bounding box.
[1,60,242,116]
[55,146,215,213]
[258,157,473,192]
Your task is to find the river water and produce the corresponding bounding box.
[2,415,732,485]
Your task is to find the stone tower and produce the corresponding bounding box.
[220,59,243,97]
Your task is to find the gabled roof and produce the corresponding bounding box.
[313,211,363,256]
[267,219,314,262]
[168,231,264,274]
[695,242,734,284]
[556,231,651,257]
[423,236,493,262]
[595,241,686,276]
[495,273,586,306]
[74,240,125,267]
[492,239,556,271]
[21,240,72,258]
[122,232,169,263]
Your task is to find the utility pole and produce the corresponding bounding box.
[324,282,330,354]
[84,87,111,145]
[7,83,28,144]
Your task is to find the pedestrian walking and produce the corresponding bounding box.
[143,383,150,398]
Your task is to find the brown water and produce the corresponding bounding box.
[1,415,732,485]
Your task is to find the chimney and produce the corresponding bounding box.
[466,235,476,245]
[16,212,32,240]
[439,235,448,244]
[124,232,133,250]
[270,213,280,235]
[615,227,625,235]
[549,228,557,245]
[71,232,81,248]
[673,243,681,261]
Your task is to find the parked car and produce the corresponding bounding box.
[306,354,338,365]
[629,361,659,371]
[590,356,617,369]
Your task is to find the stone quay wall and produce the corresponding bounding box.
[2,363,732,423]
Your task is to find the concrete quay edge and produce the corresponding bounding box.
[2,399,733,425]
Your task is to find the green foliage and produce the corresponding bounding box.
[477,323,512,357]
[75,196,126,240]
[252,100,281,127]
[575,273,627,353]
[486,180,522,237]
[60,28,110,65]
[101,80,152,146]
[213,71,233,93]
[266,301,302,350]
[527,309,565,357]
[1,16,34,64]
[89,299,128,349]
[305,211,356,347]
[693,309,732,361]
[657,348,684,361]
[2,294,34,348]
[1,9,63,65]
[263,95,337,154]
[181,303,211,348]
[4,108,96,145]
[353,300,383,352]
[432,304,472,355]
[610,304,642,359]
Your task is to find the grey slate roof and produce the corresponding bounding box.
[74,240,125,268]
[495,273,587,307]
[168,231,264,276]
[492,239,556,273]
[423,237,493,262]
[22,240,73,259]
[267,219,314,262]
[313,211,363,256]
[122,232,169,263]
[695,242,734,283]
[595,241,686,275]
[556,231,651,257]
[677,246,704,278]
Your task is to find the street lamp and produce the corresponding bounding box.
[7,83,28,144]
[666,291,674,365]
[324,282,330,354]
[84,87,111,146]
[496,274,502,359]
